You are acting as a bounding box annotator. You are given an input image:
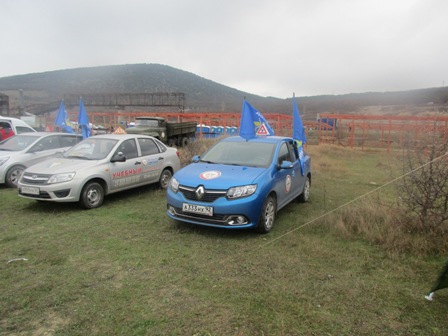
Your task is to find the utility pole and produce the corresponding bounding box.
[19,89,25,116]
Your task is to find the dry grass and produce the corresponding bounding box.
[2,141,447,335]
[177,137,221,167]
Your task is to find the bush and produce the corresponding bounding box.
[395,139,448,239]
[177,137,222,167]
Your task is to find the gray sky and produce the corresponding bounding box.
[1,0,447,98]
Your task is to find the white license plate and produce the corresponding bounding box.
[182,203,213,216]
[22,186,40,195]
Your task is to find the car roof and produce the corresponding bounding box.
[91,134,156,140]
[16,132,81,137]
[222,135,293,144]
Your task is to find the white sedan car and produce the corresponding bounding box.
[18,134,180,209]
[0,132,82,187]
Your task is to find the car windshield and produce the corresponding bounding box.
[0,134,41,151]
[63,138,118,160]
[201,141,276,167]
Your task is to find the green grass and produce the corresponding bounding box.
[1,145,447,335]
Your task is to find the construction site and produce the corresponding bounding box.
[3,92,448,151]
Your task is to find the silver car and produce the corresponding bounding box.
[17,134,181,209]
[0,132,82,187]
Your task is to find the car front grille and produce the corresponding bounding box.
[21,172,51,185]
[170,206,229,225]
[179,185,226,203]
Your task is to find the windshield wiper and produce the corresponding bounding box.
[199,159,217,164]
[65,155,89,160]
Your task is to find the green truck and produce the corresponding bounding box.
[125,116,197,147]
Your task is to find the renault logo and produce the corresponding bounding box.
[195,186,205,200]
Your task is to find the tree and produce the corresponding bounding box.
[396,133,448,234]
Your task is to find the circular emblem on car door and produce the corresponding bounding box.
[286,175,292,193]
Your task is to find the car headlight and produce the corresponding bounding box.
[169,177,179,192]
[0,157,10,166]
[227,184,257,199]
[47,172,76,184]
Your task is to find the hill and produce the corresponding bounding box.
[0,63,447,119]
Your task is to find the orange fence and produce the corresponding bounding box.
[43,111,448,151]
[316,114,448,151]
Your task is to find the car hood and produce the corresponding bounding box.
[24,157,102,174]
[0,150,23,158]
[175,163,266,187]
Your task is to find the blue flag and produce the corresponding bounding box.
[293,95,307,146]
[239,99,274,140]
[78,97,91,139]
[55,100,75,133]
[292,95,307,175]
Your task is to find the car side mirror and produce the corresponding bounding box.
[111,152,126,163]
[279,160,293,170]
[192,155,200,163]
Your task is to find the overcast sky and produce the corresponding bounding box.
[1,0,447,98]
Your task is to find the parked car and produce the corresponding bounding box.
[0,116,36,135]
[166,136,311,233]
[0,132,82,187]
[18,134,180,209]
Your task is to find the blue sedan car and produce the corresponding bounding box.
[166,136,311,233]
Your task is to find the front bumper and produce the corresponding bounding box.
[17,180,82,203]
[166,187,263,229]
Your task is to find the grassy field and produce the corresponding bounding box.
[1,144,447,335]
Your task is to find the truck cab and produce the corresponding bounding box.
[126,116,197,147]
[127,117,168,141]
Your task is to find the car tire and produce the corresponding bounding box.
[159,169,173,189]
[5,165,25,188]
[256,195,276,234]
[181,137,189,147]
[297,175,310,203]
[79,182,104,209]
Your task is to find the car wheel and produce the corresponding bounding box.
[159,169,173,189]
[168,139,175,147]
[297,176,311,203]
[5,165,25,188]
[79,182,104,209]
[256,195,276,233]
[181,137,189,147]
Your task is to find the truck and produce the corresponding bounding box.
[125,116,197,147]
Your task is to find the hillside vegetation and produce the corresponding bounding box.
[1,63,448,119]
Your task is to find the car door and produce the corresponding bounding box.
[273,141,302,209]
[109,138,144,191]
[136,137,164,184]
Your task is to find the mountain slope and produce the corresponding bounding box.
[0,63,447,118]
[0,63,286,113]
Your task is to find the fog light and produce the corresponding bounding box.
[227,215,248,225]
[168,205,176,216]
[236,216,246,224]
